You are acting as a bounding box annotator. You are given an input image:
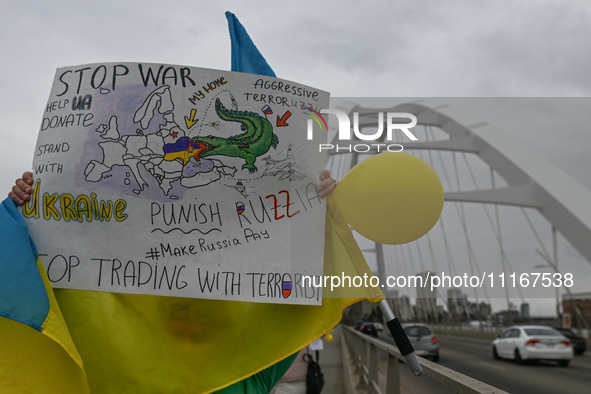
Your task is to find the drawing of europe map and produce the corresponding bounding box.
[24,63,330,305]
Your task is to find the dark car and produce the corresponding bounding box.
[354,321,364,330]
[359,322,378,337]
[555,328,586,355]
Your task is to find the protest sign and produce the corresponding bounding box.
[23,63,330,304]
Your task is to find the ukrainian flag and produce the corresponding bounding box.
[0,193,382,393]
[0,12,383,393]
[226,11,277,77]
[0,199,89,393]
[163,137,207,164]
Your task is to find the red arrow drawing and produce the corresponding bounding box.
[276,111,292,127]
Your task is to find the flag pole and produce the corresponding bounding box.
[379,299,423,376]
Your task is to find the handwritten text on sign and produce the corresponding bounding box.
[24,63,330,305]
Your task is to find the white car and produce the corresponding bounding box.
[492,325,573,366]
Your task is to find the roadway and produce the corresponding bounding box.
[377,331,591,393]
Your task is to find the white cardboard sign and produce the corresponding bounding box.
[24,63,330,305]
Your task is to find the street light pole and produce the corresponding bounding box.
[553,227,560,325]
[534,227,560,325]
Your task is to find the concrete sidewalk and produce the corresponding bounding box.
[318,324,345,393]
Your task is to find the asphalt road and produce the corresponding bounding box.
[377,331,591,393]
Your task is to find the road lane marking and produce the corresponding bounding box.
[479,361,506,371]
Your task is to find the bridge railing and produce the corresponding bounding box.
[431,324,503,341]
[342,325,509,394]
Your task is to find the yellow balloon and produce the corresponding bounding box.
[326,334,333,342]
[332,152,444,245]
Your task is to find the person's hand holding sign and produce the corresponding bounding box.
[317,169,337,198]
[9,171,33,205]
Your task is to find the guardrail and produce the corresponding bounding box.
[431,324,590,340]
[431,324,503,341]
[342,325,509,394]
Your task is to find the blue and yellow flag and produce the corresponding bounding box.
[0,199,89,393]
[0,12,383,394]
[0,194,382,393]
[226,11,277,77]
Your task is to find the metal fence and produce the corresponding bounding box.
[342,325,509,394]
[431,324,590,341]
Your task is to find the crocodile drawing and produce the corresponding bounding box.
[192,98,279,173]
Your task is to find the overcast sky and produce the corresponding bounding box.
[2,1,590,316]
